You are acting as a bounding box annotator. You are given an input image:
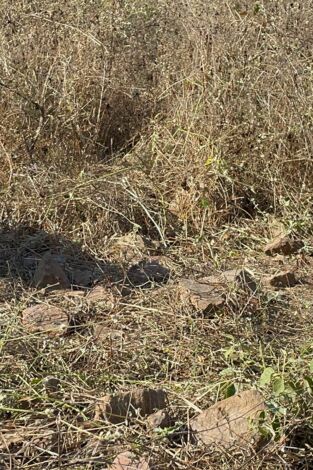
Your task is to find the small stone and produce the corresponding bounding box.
[146,410,171,430]
[95,388,168,424]
[190,390,266,450]
[264,235,303,256]
[33,253,70,289]
[265,270,297,288]
[108,451,150,470]
[22,304,69,336]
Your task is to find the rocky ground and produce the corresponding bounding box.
[1,228,313,469]
[1,3,313,467]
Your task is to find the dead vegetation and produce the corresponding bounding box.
[1,1,313,468]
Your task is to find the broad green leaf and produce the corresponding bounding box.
[309,359,313,373]
[284,381,298,399]
[272,377,285,395]
[259,367,274,386]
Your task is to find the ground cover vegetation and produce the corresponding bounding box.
[0,1,313,468]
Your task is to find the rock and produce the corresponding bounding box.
[95,388,168,424]
[221,268,258,293]
[127,260,170,288]
[265,270,297,288]
[146,410,171,430]
[180,269,258,315]
[203,268,258,293]
[108,451,150,470]
[22,304,69,336]
[179,278,225,314]
[190,390,266,450]
[33,253,70,289]
[87,285,115,307]
[264,235,303,256]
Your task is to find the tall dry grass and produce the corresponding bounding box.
[0,0,312,245]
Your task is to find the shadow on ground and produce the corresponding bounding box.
[0,225,170,293]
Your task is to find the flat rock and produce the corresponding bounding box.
[146,409,171,430]
[22,304,69,336]
[33,253,70,289]
[108,451,150,470]
[264,235,303,256]
[265,270,297,288]
[179,278,225,314]
[95,388,168,424]
[202,268,258,293]
[190,390,266,450]
[87,286,115,307]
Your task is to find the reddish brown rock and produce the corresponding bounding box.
[202,268,258,293]
[265,270,297,288]
[190,390,266,449]
[108,451,150,470]
[95,388,167,424]
[87,286,115,307]
[179,268,258,314]
[33,253,70,289]
[22,304,68,336]
[264,235,303,256]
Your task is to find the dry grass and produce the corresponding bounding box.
[1,1,313,468]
